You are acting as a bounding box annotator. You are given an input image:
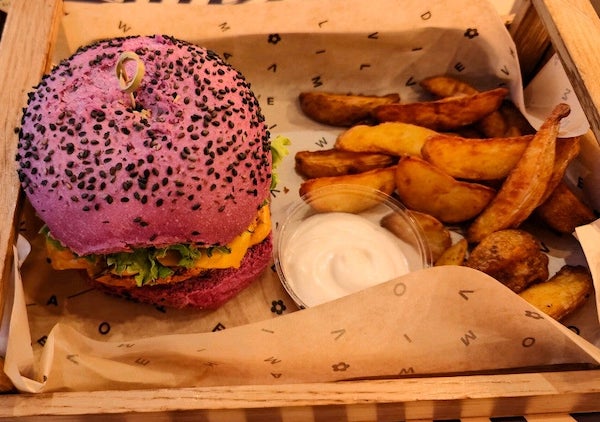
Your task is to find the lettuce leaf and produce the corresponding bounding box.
[41,226,228,287]
[270,135,291,191]
[108,244,205,286]
[107,249,174,286]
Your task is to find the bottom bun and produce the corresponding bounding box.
[88,235,273,309]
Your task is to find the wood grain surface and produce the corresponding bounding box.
[0,0,61,363]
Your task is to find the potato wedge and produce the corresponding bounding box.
[466,229,549,293]
[421,134,532,180]
[421,135,579,184]
[419,76,515,137]
[335,122,439,157]
[476,107,512,138]
[299,166,396,213]
[395,156,496,223]
[519,265,593,321]
[294,149,397,179]
[373,87,508,131]
[419,75,479,97]
[467,103,570,243]
[539,136,581,204]
[381,210,451,262]
[536,181,596,234]
[435,238,468,266]
[298,91,400,126]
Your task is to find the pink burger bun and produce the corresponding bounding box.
[16,35,273,309]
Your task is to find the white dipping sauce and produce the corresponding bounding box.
[280,212,410,307]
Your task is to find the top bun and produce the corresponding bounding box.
[17,35,271,256]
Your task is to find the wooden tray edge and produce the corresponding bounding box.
[1,1,600,420]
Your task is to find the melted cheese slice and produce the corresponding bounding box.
[47,205,271,287]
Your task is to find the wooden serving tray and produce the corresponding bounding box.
[0,0,600,420]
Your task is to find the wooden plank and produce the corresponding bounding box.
[531,0,600,143]
[0,0,62,394]
[509,0,553,84]
[0,370,597,419]
[525,413,576,421]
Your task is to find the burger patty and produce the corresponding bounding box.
[89,236,273,309]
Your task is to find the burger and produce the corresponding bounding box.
[16,35,279,309]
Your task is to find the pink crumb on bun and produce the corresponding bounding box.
[17,35,271,256]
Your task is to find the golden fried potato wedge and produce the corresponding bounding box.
[435,238,468,266]
[419,75,479,97]
[395,156,496,223]
[466,229,549,293]
[299,166,396,213]
[421,135,579,184]
[298,91,400,126]
[519,265,593,321]
[381,210,451,262]
[539,136,581,204]
[467,103,570,243]
[334,122,439,157]
[476,106,512,138]
[536,181,596,234]
[419,76,516,137]
[373,87,508,131]
[294,149,397,179]
[421,134,532,180]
